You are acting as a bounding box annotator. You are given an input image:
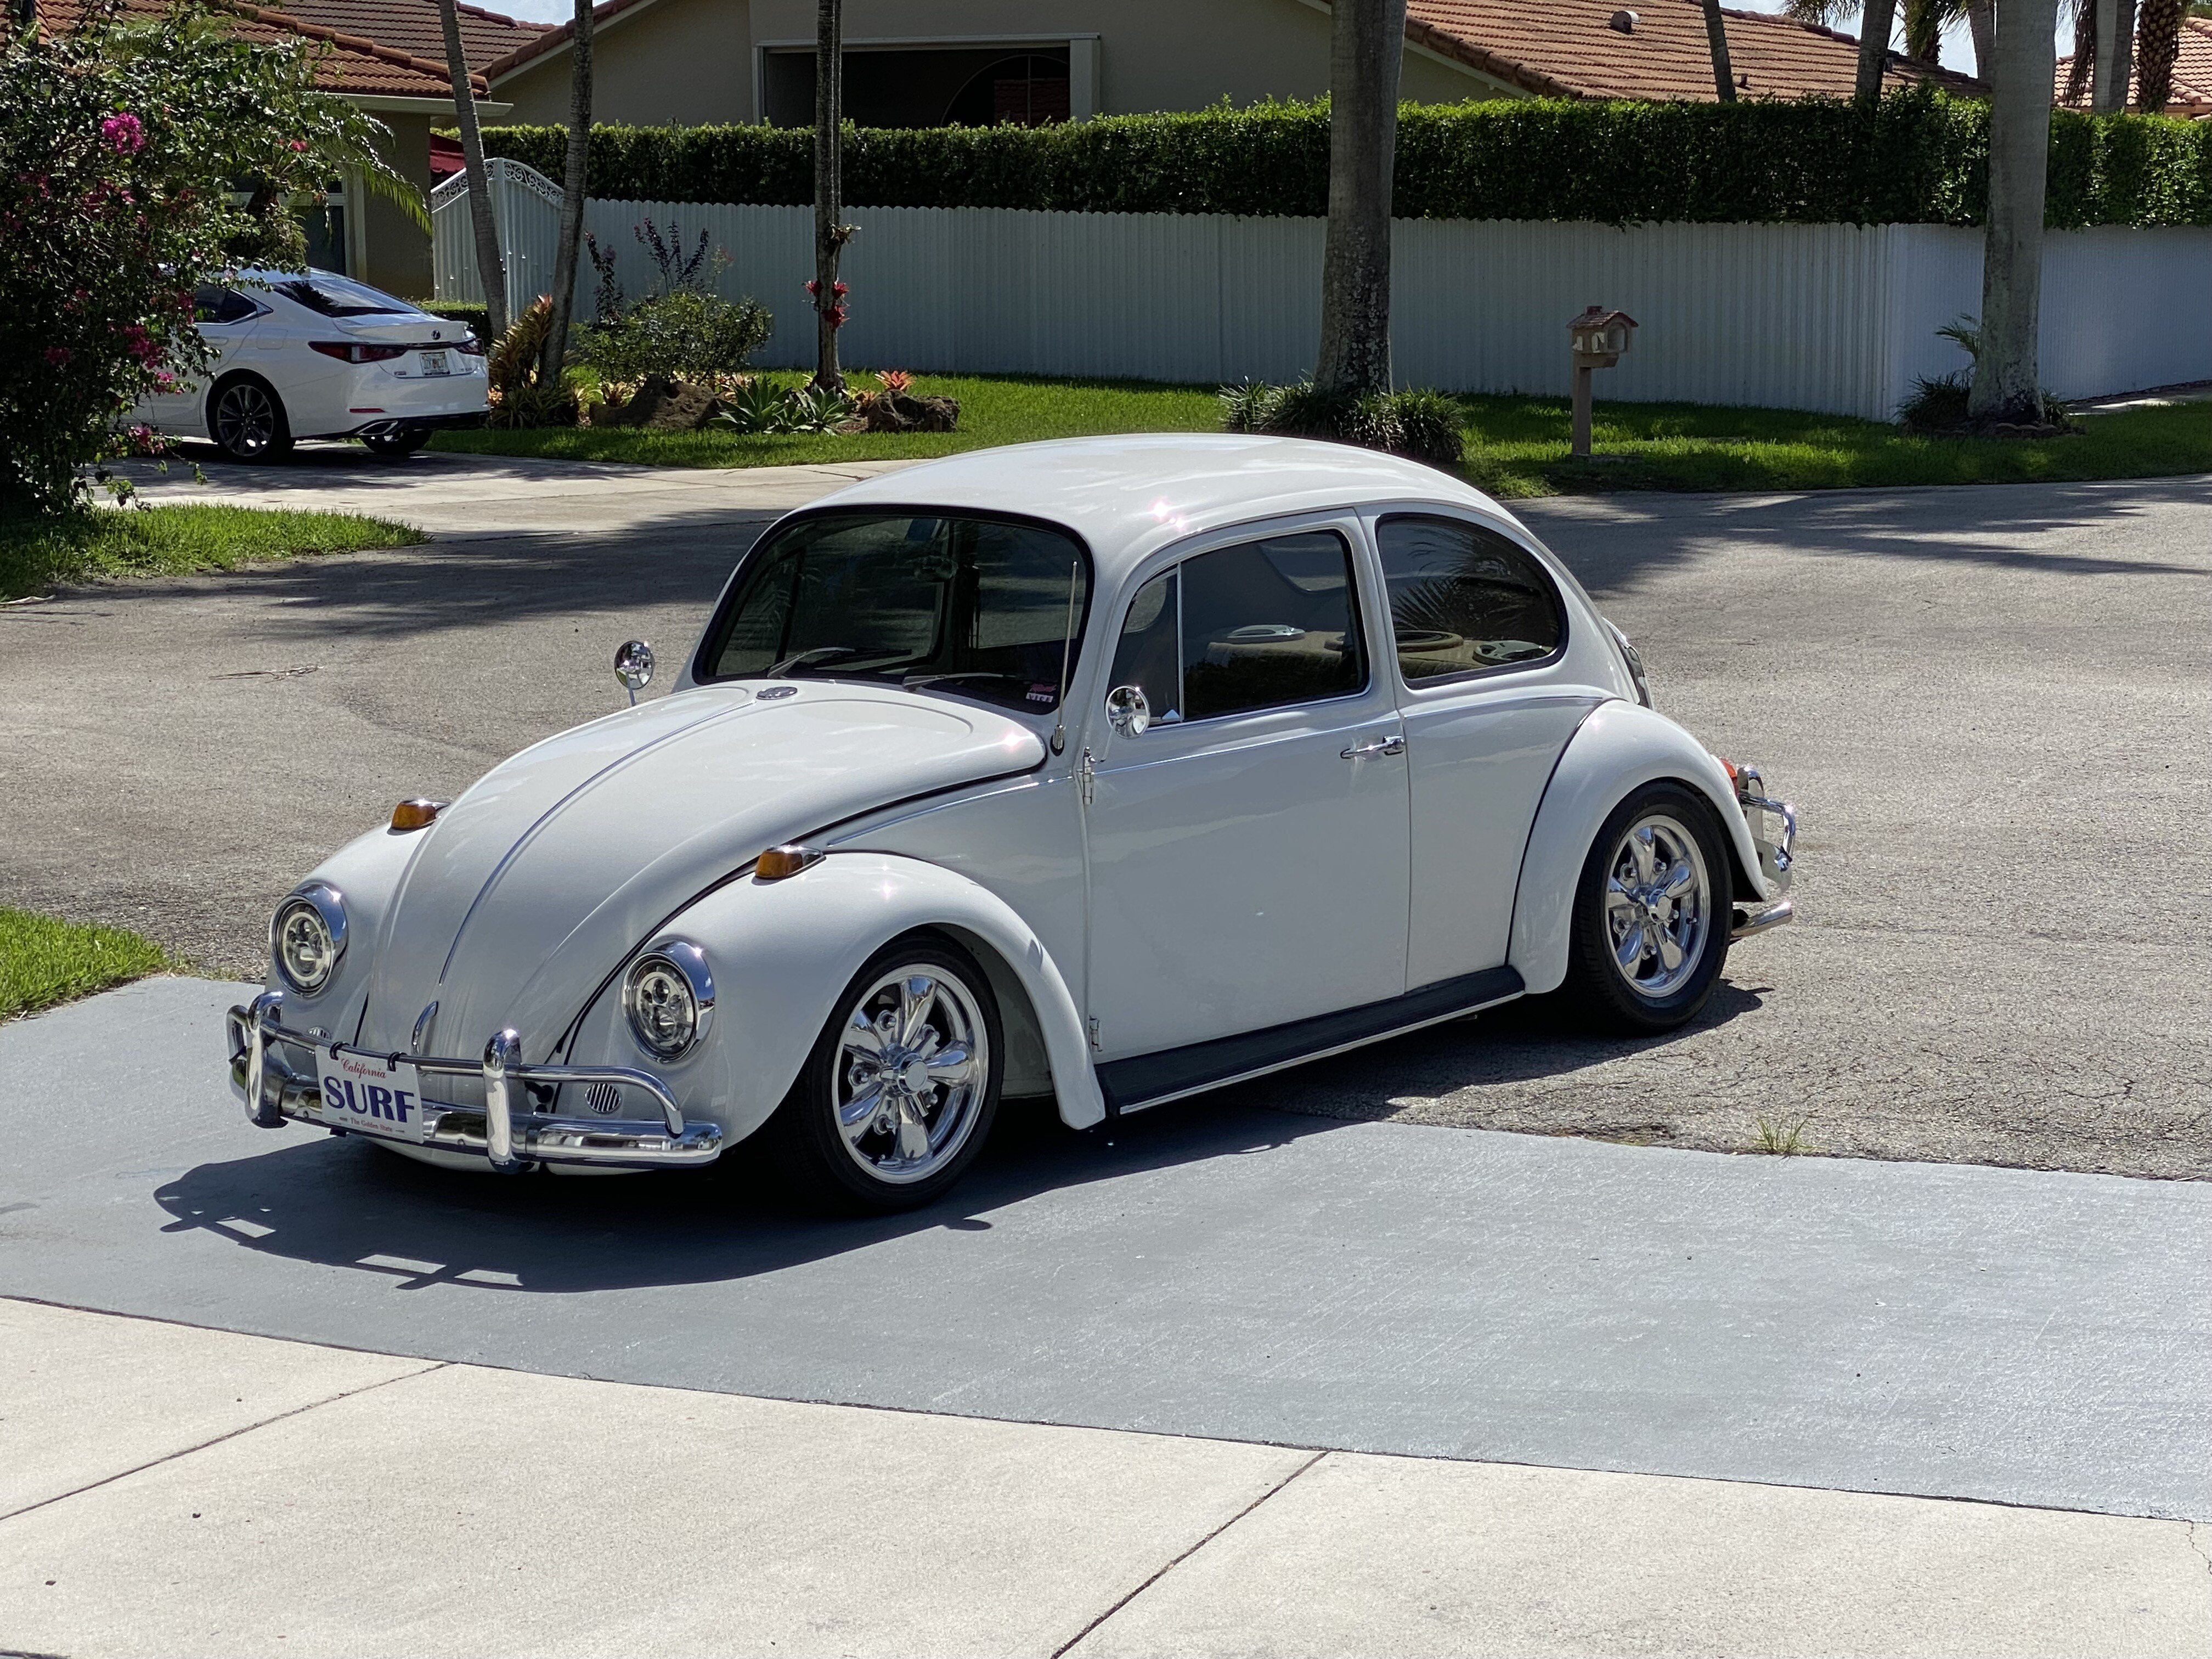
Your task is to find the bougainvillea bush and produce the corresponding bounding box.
[0,0,419,515]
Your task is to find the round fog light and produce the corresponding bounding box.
[623,941,714,1061]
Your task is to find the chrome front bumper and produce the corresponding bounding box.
[1730,768,1798,941]
[224,991,724,1172]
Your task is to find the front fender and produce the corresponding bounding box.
[1508,699,1768,996]
[273,819,428,1037]
[568,852,1104,1147]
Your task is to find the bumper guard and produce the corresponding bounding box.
[225,992,723,1172]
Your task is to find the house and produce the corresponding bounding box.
[2056,14,2212,117]
[481,0,1978,131]
[25,0,546,296]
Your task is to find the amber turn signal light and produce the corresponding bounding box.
[390,799,447,832]
[755,844,823,881]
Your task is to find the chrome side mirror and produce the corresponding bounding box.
[1105,684,1150,738]
[614,639,655,706]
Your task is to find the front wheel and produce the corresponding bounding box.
[1563,781,1733,1035]
[208,376,293,462]
[362,430,428,459]
[763,939,1003,1213]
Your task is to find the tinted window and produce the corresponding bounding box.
[193,286,258,325]
[270,274,411,318]
[1376,515,1564,682]
[1106,531,1367,725]
[697,511,1090,715]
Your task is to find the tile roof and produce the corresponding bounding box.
[27,0,514,97]
[251,0,546,76]
[2056,15,2212,117]
[1406,0,1983,101]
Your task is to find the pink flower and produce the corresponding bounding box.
[832,281,848,297]
[289,139,308,152]
[45,346,72,366]
[101,112,145,155]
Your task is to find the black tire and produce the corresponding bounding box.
[762,936,1004,1214]
[362,430,429,459]
[208,375,293,462]
[1562,780,1733,1035]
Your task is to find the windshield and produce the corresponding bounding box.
[269,273,414,318]
[697,511,1091,715]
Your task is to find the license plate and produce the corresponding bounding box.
[418,351,450,376]
[317,1047,430,1142]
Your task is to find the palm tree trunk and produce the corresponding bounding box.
[1314,0,1409,396]
[810,0,850,393]
[2135,0,2184,109]
[1700,0,1736,100]
[437,0,507,339]
[2092,0,2138,110]
[1965,0,1996,72]
[537,0,592,385]
[2066,0,2097,101]
[1856,0,1898,104]
[1967,0,2058,424]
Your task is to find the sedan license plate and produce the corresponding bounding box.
[418,350,450,376]
[317,1048,430,1142]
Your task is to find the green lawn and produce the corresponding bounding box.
[1,504,425,601]
[0,907,170,1020]
[432,370,2212,496]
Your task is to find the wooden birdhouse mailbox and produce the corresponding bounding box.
[1568,303,1637,457]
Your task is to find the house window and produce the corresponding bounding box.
[763,43,1074,128]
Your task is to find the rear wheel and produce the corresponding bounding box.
[763,938,1003,1213]
[208,376,292,462]
[362,430,428,459]
[1563,782,1732,1035]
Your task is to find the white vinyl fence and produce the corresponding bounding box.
[433,160,2212,419]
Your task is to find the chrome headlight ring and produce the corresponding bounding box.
[271,882,347,996]
[622,938,715,1062]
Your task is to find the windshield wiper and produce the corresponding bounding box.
[900,671,1031,691]
[765,645,859,678]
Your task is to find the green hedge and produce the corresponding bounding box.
[479,92,2212,227]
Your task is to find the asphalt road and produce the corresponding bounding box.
[3,445,2209,1179]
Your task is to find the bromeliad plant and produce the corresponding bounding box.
[0,0,421,515]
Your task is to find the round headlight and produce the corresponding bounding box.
[623,941,714,1061]
[272,884,346,995]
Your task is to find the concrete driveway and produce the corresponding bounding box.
[3,446,2209,1178]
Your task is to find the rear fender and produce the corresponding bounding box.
[567,852,1103,1146]
[1508,699,1768,996]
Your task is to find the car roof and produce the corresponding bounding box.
[810,433,1516,578]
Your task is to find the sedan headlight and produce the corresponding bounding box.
[272,883,347,995]
[622,940,715,1061]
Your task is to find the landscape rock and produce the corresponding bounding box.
[855,391,960,433]
[592,375,721,431]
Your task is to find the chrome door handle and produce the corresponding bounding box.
[1341,733,1406,760]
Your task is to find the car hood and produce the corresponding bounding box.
[359,682,1044,1060]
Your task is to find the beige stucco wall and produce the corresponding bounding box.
[360,110,436,299]
[492,0,1517,128]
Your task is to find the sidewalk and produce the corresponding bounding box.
[3,1297,2205,1659]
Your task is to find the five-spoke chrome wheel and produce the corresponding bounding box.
[832,965,991,1185]
[211,378,290,462]
[1601,813,1711,1000]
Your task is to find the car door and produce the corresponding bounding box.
[1373,511,1605,988]
[1082,520,1410,1067]
[144,286,264,436]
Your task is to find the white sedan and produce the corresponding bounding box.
[225,436,1796,1212]
[134,268,487,462]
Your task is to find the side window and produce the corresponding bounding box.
[1376,515,1565,684]
[193,286,258,325]
[1107,531,1368,726]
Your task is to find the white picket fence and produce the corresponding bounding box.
[432,160,2212,419]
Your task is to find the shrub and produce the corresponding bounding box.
[479,92,2212,228]
[713,380,853,435]
[485,296,575,427]
[579,290,772,384]
[421,300,489,335]
[1,0,419,514]
[1219,380,1464,465]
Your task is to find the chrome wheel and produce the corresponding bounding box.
[1602,812,1712,1001]
[213,381,279,458]
[832,964,990,1186]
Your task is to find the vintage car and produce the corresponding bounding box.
[226,435,1796,1211]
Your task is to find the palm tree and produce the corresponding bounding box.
[2135,0,2187,107]
[1699,0,1737,100]
[1856,0,1899,100]
[810,0,853,393]
[537,0,593,385]
[1790,0,1980,70]
[1968,0,2061,424]
[1314,0,1410,396]
[435,0,506,339]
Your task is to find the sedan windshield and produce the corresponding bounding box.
[697,511,1091,715]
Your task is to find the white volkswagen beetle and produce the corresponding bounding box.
[226,435,1796,1211]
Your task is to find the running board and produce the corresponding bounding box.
[1097,965,1525,1116]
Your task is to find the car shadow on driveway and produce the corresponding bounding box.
[148,989,1762,1296]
